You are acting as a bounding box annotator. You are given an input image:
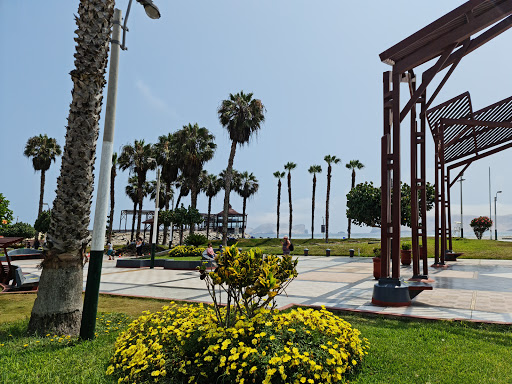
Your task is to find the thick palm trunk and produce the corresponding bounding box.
[288,172,292,239]
[207,196,212,240]
[131,201,137,242]
[107,166,116,243]
[347,170,356,239]
[326,166,331,243]
[311,175,316,239]
[276,180,281,239]
[28,0,114,336]
[222,141,237,246]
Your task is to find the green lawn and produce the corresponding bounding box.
[1,295,511,383]
[211,237,512,259]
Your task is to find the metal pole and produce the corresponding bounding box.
[489,167,492,239]
[81,9,122,340]
[151,168,161,268]
[459,175,465,238]
[495,196,497,240]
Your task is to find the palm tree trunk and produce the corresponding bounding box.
[242,197,247,238]
[35,169,46,242]
[207,196,212,240]
[189,182,198,235]
[136,177,143,238]
[288,172,293,239]
[28,0,115,336]
[162,181,170,245]
[107,167,116,243]
[276,180,281,239]
[311,174,316,239]
[131,201,137,242]
[326,166,331,243]
[347,169,356,239]
[222,141,237,246]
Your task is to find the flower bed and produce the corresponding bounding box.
[107,303,369,383]
[168,245,205,258]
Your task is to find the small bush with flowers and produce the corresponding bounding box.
[107,244,369,383]
[470,216,493,239]
[168,245,205,258]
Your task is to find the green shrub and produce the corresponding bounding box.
[168,245,205,258]
[107,303,369,384]
[199,244,298,325]
[185,233,208,247]
[401,242,411,251]
[34,210,51,234]
[0,222,36,238]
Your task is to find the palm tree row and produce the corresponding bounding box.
[273,157,364,242]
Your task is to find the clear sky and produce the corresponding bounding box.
[1,1,512,236]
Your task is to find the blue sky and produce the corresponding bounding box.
[1,1,512,235]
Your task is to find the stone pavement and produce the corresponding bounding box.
[12,256,512,324]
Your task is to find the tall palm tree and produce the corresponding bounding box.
[345,160,365,239]
[234,171,259,238]
[174,123,216,234]
[324,155,341,243]
[284,162,297,238]
[107,152,117,243]
[148,177,168,244]
[154,133,179,245]
[273,171,285,239]
[308,165,322,239]
[217,91,265,246]
[174,174,190,209]
[202,173,223,240]
[23,134,62,229]
[125,176,149,242]
[118,140,155,239]
[28,0,115,336]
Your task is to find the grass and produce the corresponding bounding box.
[208,237,512,259]
[1,295,511,383]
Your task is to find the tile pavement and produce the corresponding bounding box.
[10,255,512,324]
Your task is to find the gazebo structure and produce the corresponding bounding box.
[374,0,512,306]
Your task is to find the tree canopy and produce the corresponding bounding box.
[346,181,435,228]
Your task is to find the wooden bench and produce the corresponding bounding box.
[445,252,463,261]
[405,281,433,299]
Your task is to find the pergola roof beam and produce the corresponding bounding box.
[447,140,512,169]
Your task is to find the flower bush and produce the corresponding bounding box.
[107,303,369,384]
[168,245,205,258]
[470,216,493,239]
[199,244,298,326]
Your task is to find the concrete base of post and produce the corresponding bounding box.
[326,249,331,256]
[371,278,411,307]
[304,248,309,256]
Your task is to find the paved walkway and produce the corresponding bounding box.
[12,256,512,324]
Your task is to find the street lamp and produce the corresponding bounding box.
[81,1,161,341]
[495,190,502,240]
[458,174,465,238]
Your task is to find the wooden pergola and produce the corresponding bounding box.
[374,0,512,306]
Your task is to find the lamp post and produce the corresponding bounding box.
[458,175,465,238]
[150,163,161,269]
[80,1,161,341]
[495,190,502,240]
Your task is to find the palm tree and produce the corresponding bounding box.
[154,133,179,244]
[345,160,365,239]
[174,123,216,234]
[284,162,297,238]
[202,173,223,240]
[273,171,285,239]
[28,0,115,336]
[118,140,156,239]
[217,91,265,246]
[308,165,322,239]
[23,134,62,230]
[125,176,149,242]
[107,152,117,243]
[324,155,341,243]
[174,174,190,209]
[234,172,259,238]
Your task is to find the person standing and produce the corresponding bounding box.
[281,236,291,255]
[107,242,114,260]
[136,237,143,256]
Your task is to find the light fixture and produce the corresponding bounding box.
[136,0,161,19]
